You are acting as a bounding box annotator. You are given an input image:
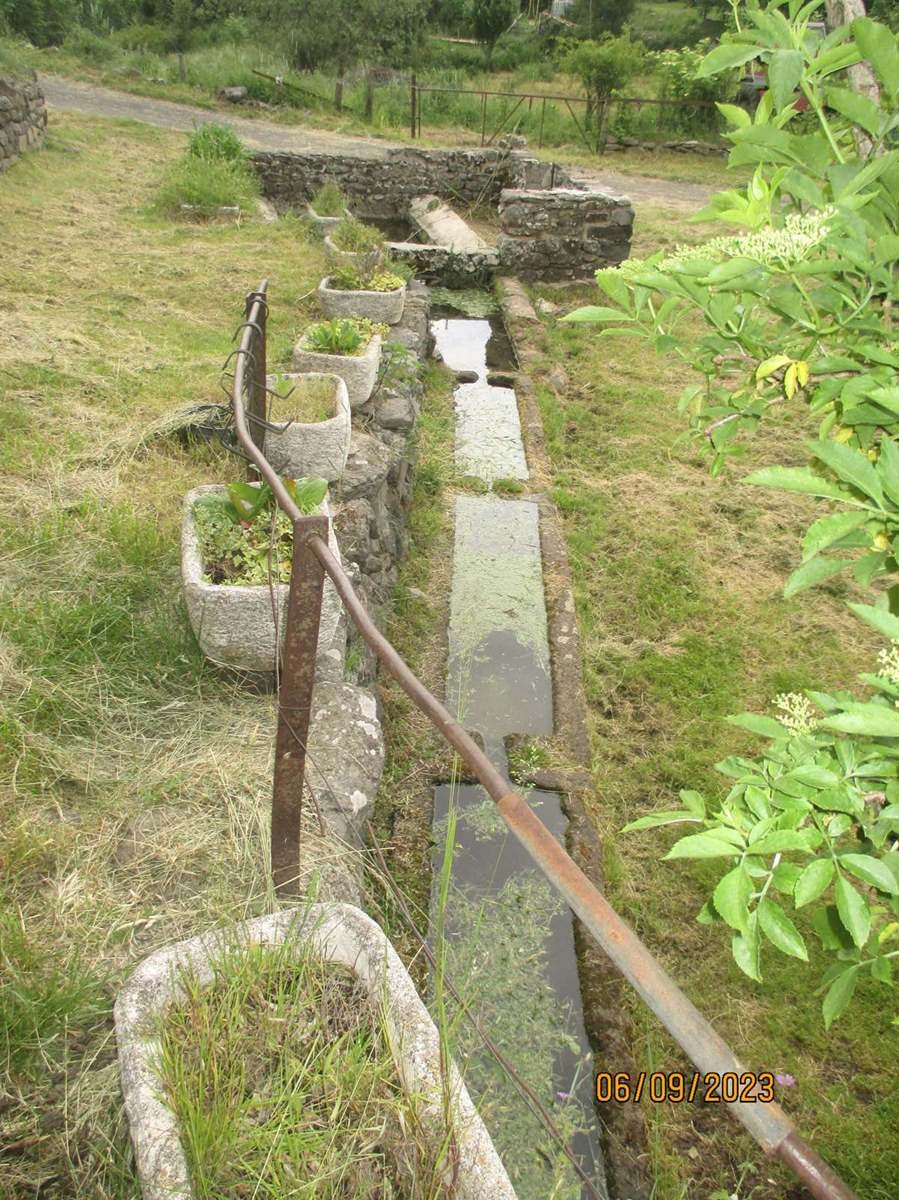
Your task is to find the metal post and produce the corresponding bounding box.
[270,513,328,895]
[480,89,488,146]
[410,74,417,139]
[244,290,267,480]
[538,95,546,148]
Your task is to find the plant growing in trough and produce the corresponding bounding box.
[303,317,387,356]
[310,179,349,218]
[193,476,328,586]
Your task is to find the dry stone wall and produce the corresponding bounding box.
[0,74,47,174]
[252,146,574,218]
[497,187,634,281]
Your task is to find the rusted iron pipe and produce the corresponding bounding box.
[309,535,858,1200]
[231,285,858,1200]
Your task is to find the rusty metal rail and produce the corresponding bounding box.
[230,281,858,1200]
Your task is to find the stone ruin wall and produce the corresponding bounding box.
[0,73,47,174]
[251,145,572,218]
[252,146,633,282]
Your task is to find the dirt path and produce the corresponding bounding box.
[40,73,714,209]
[40,74,397,158]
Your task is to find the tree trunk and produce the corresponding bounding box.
[334,76,344,111]
[364,70,374,121]
[824,0,880,103]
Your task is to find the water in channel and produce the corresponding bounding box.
[428,304,607,1199]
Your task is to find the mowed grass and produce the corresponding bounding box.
[528,208,899,1199]
[0,113,359,1197]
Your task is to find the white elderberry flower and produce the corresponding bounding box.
[660,208,835,273]
[774,692,817,735]
[877,641,899,686]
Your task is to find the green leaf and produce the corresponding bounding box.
[748,830,816,855]
[758,898,808,960]
[795,858,835,908]
[822,965,859,1028]
[810,439,885,507]
[820,703,899,738]
[743,466,854,504]
[287,476,328,514]
[823,83,882,136]
[835,873,872,948]
[801,511,870,561]
[664,833,743,860]
[563,305,632,323]
[784,556,848,598]
[726,713,788,739]
[768,48,804,111]
[848,602,899,641]
[713,866,753,933]
[852,17,899,97]
[839,853,899,894]
[716,102,751,129]
[698,43,765,78]
[679,789,706,817]
[876,436,899,506]
[812,904,854,950]
[731,914,762,982]
[595,270,630,307]
[621,810,703,832]
[871,956,894,984]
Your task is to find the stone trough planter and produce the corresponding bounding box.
[181,484,343,674]
[292,332,382,410]
[263,371,352,482]
[115,904,518,1200]
[306,202,352,233]
[318,274,407,325]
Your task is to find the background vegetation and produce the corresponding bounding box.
[0,1,741,148]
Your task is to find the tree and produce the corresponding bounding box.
[561,33,644,144]
[568,0,635,38]
[471,0,517,64]
[565,3,899,1027]
[264,0,427,108]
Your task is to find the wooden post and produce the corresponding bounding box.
[410,74,417,139]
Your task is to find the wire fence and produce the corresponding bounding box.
[409,77,727,152]
[225,280,858,1200]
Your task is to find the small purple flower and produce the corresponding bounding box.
[774,1073,796,1087]
[556,1091,572,1102]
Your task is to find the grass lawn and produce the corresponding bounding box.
[527,208,899,1199]
[0,110,366,1197]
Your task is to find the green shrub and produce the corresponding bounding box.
[186,121,246,165]
[109,20,175,53]
[331,216,385,253]
[154,155,258,217]
[63,24,115,62]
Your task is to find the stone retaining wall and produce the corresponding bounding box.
[252,146,574,218]
[331,280,432,686]
[497,187,633,281]
[0,74,47,174]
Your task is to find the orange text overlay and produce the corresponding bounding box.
[595,1071,776,1105]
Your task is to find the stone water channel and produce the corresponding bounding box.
[429,308,607,1199]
